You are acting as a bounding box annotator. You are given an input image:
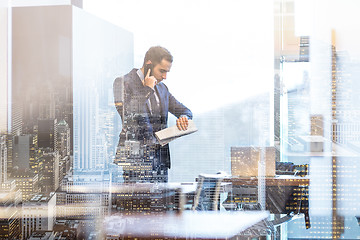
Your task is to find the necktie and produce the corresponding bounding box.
[149,91,162,133]
[149,92,160,116]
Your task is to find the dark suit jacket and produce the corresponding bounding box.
[113,68,192,168]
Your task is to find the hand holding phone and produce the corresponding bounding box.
[143,63,157,89]
[144,63,153,77]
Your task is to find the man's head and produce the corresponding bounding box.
[143,46,173,82]
[143,46,173,66]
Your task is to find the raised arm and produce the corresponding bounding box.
[168,92,192,131]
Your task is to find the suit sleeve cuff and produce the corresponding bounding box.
[180,115,190,119]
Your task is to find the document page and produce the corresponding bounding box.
[155,120,198,146]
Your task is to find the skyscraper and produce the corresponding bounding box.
[57,120,70,158]
[0,191,21,239]
[38,119,58,152]
[38,151,60,194]
[38,90,56,120]
[11,102,23,137]
[10,169,40,201]
[22,193,56,239]
[12,134,35,171]
[0,135,7,184]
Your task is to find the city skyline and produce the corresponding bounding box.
[2,1,360,239]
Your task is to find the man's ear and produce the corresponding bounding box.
[145,60,152,65]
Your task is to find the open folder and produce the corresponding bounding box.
[155,120,198,146]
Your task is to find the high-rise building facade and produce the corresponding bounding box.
[0,181,21,239]
[0,191,21,239]
[57,120,71,159]
[12,134,36,171]
[0,135,7,184]
[38,119,58,152]
[22,193,56,239]
[56,172,110,219]
[38,151,60,194]
[10,170,40,201]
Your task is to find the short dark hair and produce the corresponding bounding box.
[143,46,173,66]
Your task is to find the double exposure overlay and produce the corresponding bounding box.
[0,0,360,239]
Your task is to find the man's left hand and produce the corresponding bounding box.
[176,116,189,131]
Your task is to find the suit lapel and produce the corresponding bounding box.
[146,98,151,115]
[133,70,152,114]
[155,84,166,116]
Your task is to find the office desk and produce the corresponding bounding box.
[103,211,269,239]
[223,176,310,229]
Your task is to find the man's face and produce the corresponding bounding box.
[152,59,172,83]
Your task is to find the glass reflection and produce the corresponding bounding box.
[1,0,360,239]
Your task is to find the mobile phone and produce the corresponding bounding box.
[144,63,154,77]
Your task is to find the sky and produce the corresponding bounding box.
[82,0,274,114]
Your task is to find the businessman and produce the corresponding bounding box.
[113,46,192,183]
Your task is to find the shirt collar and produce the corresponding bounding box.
[136,69,144,81]
[137,68,159,93]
